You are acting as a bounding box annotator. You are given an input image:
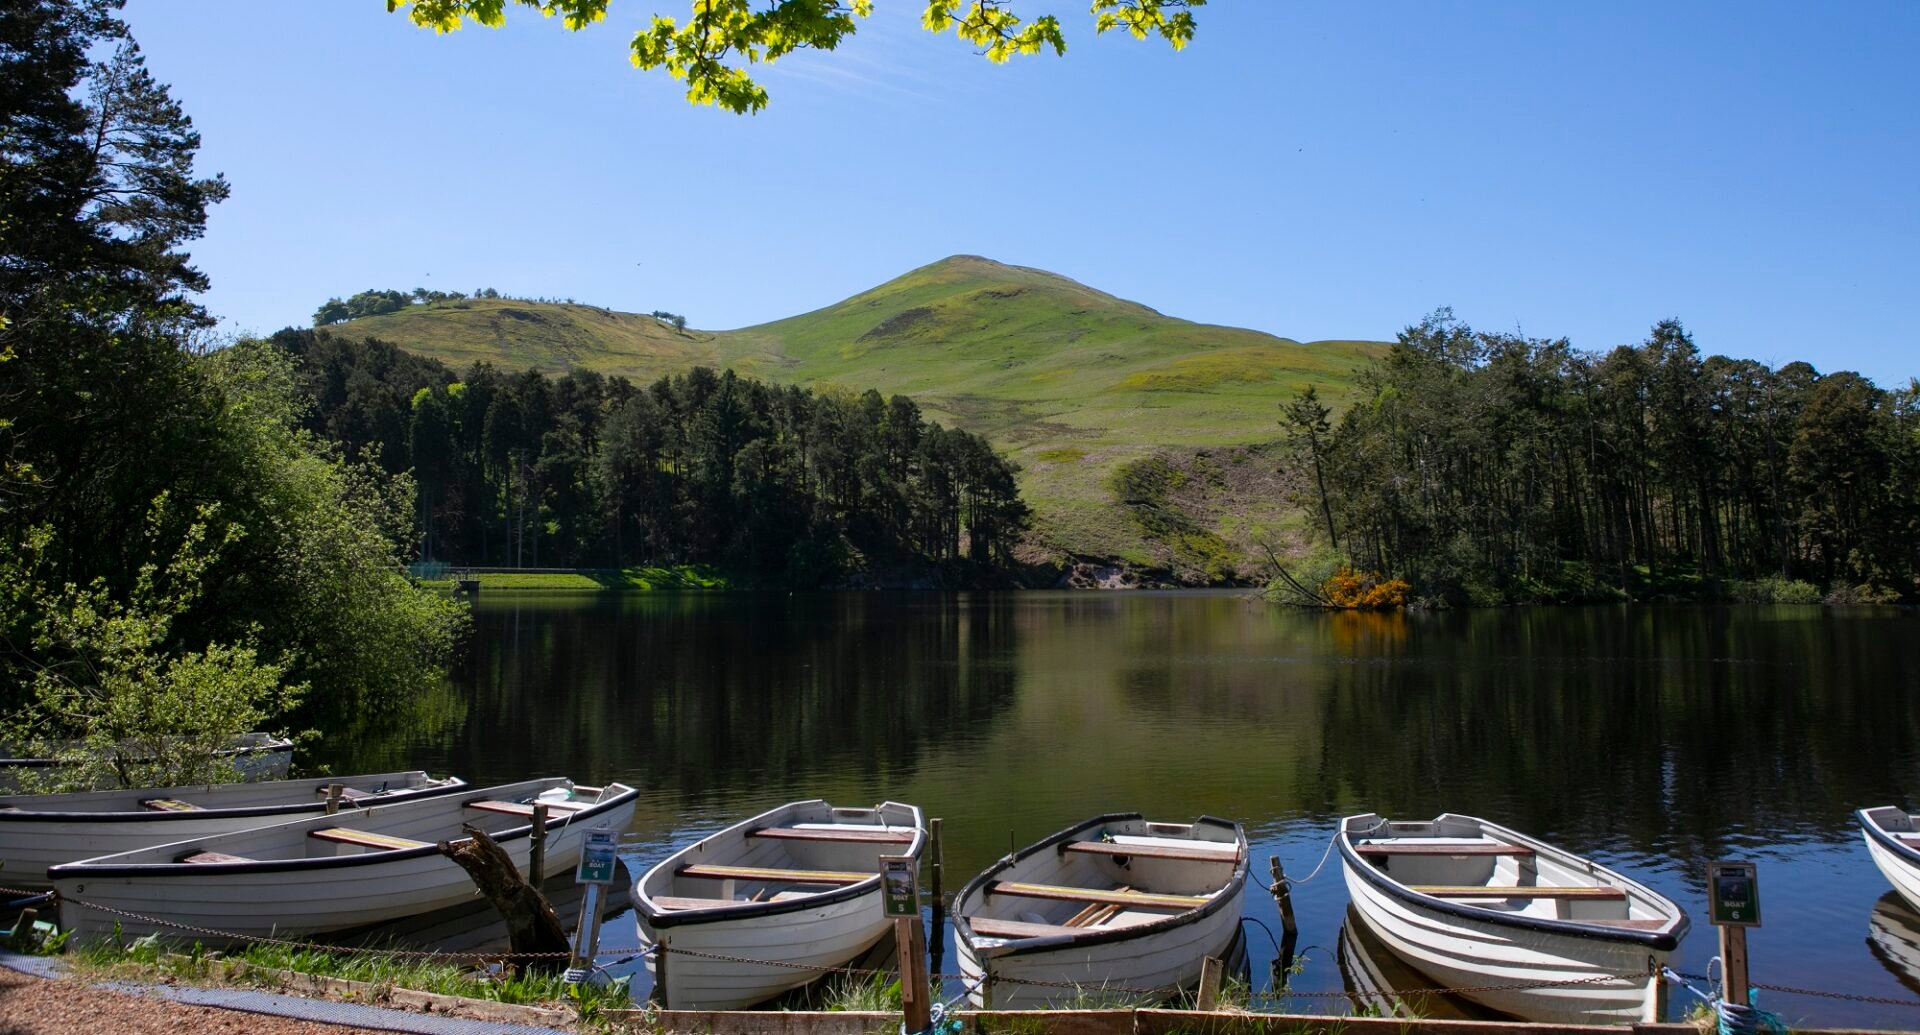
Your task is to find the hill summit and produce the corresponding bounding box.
[328,256,1388,579]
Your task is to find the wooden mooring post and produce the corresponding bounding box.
[1196,956,1224,1012]
[1704,860,1760,1018]
[896,914,930,1035]
[1721,925,1750,1005]
[325,783,343,815]
[928,818,945,926]
[927,818,946,983]
[528,803,549,885]
[1268,856,1298,937]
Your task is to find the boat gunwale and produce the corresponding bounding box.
[46,782,638,879]
[1338,812,1688,953]
[953,812,1248,961]
[633,799,926,931]
[1859,808,1920,869]
[0,774,468,824]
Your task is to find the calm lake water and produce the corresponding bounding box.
[316,592,1920,1027]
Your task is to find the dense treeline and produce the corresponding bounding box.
[1,1,462,785]
[1287,311,1920,604]
[273,331,1030,583]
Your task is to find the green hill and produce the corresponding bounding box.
[333,256,1389,579]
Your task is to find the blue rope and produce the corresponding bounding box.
[1717,991,1788,1035]
[1662,967,1788,1035]
[905,974,987,1035]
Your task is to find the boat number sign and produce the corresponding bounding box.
[576,827,619,885]
[1706,860,1761,926]
[880,855,918,917]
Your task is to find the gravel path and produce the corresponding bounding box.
[0,966,392,1034]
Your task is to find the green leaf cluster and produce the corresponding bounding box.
[1,505,303,792]
[388,0,1205,112]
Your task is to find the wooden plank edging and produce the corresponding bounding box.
[220,960,572,1027]
[607,1007,1920,1035]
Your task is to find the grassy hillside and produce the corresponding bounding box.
[334,256,1389,578]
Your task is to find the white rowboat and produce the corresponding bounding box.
[1860,807,1920,913]
[954,813,1246,1010]
[0,771,465,889]
[633,800,925,1010]
[51,777,636,943]
[1340,812,1687,1025]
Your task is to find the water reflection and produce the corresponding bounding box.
[304,593,1920,1026]
[1868,894,1920,998]
[1336,905,1501,1021]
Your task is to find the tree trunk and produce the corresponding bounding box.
[439,826,570,972]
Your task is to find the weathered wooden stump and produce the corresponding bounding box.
[440,825,570,972]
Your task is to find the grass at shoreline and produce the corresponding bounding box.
[419,564,730,593]
[71,937,630,1013]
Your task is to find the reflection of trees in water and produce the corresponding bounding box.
[324,595,1920,866]
[1311,606,1920,858]
[306,677,468,777]
[422,594,1020,796]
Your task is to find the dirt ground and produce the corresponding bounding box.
[0,966,392,1034]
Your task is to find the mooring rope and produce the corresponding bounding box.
[1277,825,1345,887]
[1663,966,1791,1035]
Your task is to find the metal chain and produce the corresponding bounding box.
[1754,982,1920,1009]
[29,881,1920,1011]
[1251,972,1635,1000]
[653,943,898,978]
[25,886,582,960]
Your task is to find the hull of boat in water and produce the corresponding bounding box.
[1861,808,1920,914]
[1340,812,1685,1025]
[0,772,464,888]
[954,813,1246,1010]
[633,800,925,1010]
[51,778,634,942]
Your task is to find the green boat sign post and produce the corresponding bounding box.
[577,828,619,885]
[1707,860,1761,1006]
[566,826,620,986]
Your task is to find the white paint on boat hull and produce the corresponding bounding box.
[643,892,892,1010]
[51,778,635,943]
[1339,813,1680,1026]
[956,891,1240,1010]
[0,772,462,888]
[633,800,925,1011]
[1862,810,1920,915]
[1342,860,1662,1024]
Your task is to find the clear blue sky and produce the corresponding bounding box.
[124,2,1917,385]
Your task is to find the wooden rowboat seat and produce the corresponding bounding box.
[676,863,870,886]
[141,798,204,812]
[1354,842,1535,857]
[750,826,914,845]
[308,827,432,851]
[1063,841,1237,863]
[969,916,1083,939]
[178,850,253,864]
[652,891,815,910]
[987,881,1210,910]
[462,799,594,817]
[1412,884,1627,900]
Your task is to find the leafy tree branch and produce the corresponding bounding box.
[388,0,1205,113]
